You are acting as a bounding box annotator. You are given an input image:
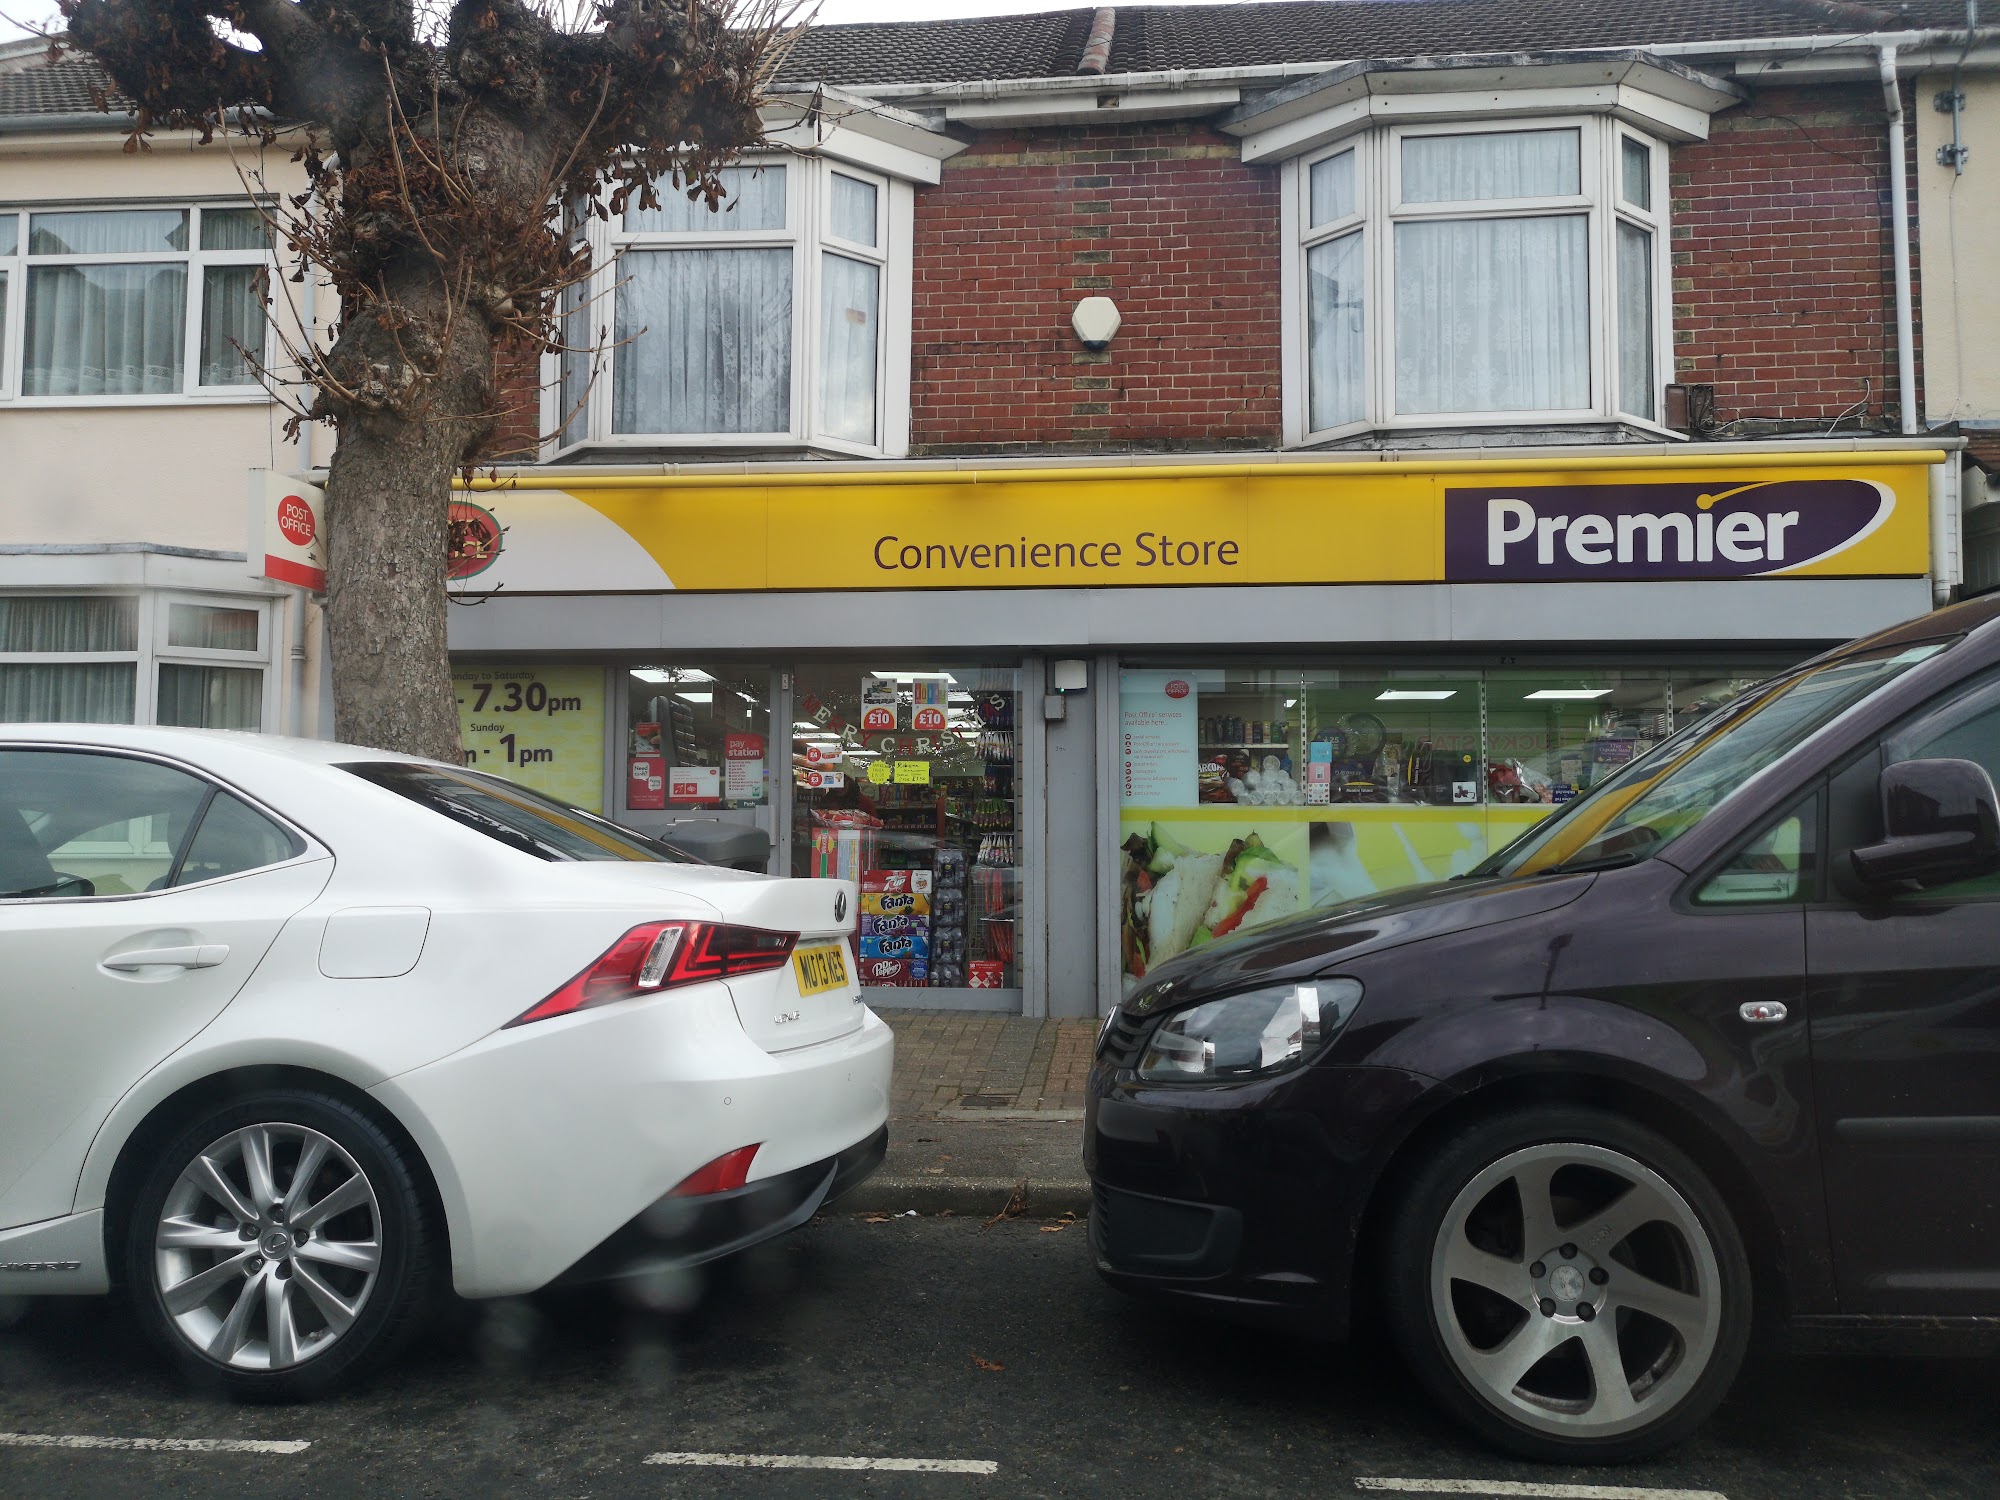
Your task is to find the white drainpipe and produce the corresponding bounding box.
[1880,44,1918,438]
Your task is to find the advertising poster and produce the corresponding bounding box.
[670,766,722,803]
[724,732,767,804]
[912,678,947,733]
[1117,805,1553,991]
[861,675,898,733]
[1120,670,1199,806]
[454,664,606,811]
[628,753,666,809]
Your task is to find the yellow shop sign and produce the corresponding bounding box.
[455,450,1940,594]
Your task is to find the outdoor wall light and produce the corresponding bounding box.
[1071,296,1121,350]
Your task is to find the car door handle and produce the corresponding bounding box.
[102,944,230,972]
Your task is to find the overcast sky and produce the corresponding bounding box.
[3,0,1243,43]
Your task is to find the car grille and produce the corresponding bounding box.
[1098,1010,1154,1070]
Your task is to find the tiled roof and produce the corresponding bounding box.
[0,48,132,121]
[776,0,1977,88]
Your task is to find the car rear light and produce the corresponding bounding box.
[669,1143,761,1197]
[506,921,798,1027]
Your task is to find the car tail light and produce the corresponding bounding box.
[506,921,798,1027]
[669,1143,761,1197]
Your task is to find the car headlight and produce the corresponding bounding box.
[1136,978,1363,1082]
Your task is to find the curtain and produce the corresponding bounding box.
[200,265,263,386]
[0,663,135,722]
[625,165,785,234]
[200,207,269,250]
[1309,150,1355,227]
[1307,231,1365,431]
[820,252,879,444]
[1402,129,1580,203]
[830,174,877,246]
[24,263,188,396]
[29,208,186,255]
[0,595,136,651]
[1394,215,1589,414]
[614,248,792,435]
[1621,138,1653,211]
[167,602,258,652]
[1618,221,1656,420]
[559,281,592,439]
[157,664,263,729]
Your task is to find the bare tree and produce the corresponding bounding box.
[54,0,796,759]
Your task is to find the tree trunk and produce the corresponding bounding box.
[322,273,496,762]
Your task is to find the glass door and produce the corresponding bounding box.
[789,662,1023,1000]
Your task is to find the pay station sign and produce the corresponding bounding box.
[249,470,326,591]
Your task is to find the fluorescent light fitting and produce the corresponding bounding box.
[674,692,713,704]
[1524,689,1614,700]
[871,671,957,681]
[1377,689,1457,701]
[1284,698,1299,708]
[631,668,673,684]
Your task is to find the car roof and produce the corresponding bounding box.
[0,723,440,770]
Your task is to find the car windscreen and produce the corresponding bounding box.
[1474,639,1956,880]
[341,762,698,864]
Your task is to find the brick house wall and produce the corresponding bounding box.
[909,122,1283,456]
[1670,82,1921,430]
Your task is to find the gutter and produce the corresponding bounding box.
[1880,42,1918,444]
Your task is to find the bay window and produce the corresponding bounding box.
[0,593,272,729]
[555,157,907,456]
[1286,117,1671,442]
[0,204,274,403]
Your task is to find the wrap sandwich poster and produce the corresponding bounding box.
[1119,805,1550,991]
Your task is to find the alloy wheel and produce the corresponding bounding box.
[1427,1141,1723,1440]
[153,1122,384,1371]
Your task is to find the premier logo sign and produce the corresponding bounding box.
[1443,478,1896,582]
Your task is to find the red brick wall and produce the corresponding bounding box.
[1672,83,1921,429]
[909,123,1282,455]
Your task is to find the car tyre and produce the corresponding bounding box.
[1382,1107,1751,1464]
[125,1089,439,1400]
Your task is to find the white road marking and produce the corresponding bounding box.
[1356,1481,1727,1500]
[0,1433,310,1455]
[645,1451,997,1474]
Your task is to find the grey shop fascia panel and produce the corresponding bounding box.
[445,578,1933,656]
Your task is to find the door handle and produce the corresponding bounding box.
[103,944,230,972]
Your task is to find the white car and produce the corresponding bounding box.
[0,725,891,1397]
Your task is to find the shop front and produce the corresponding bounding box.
[440,442,1945,1017]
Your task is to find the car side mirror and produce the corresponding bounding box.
[1849,757,2000,890]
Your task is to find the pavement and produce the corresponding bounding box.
[839,1010,1100,1219]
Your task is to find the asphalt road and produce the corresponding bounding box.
[2,1215,1997,1500]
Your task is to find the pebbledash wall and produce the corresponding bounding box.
[437,36,1973,1019]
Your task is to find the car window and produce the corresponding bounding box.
[1883,671,2000,901]
[0,749,210,898]
[174,792,303,887]
[341,761,697,863]
[1693,793,1819,906]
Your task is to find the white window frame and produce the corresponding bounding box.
[547,155,912,458]
[1282,115,1675,445]
[0,201,277,409]
[0,589,275,732]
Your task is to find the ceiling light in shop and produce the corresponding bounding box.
[632,668,673,684]
[633,667,715,685]
[1377,690,1457,701]
[675,692,713,703]
[871,671,957,681]
[1284,698,1299,708]
[1524,689,1613,700]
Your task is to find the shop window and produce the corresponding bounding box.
[1116,663,1776,991]
[0,204,275,404]
[555,159,904,456]
[624,665,771,813]
[790,665,1021,994]
[1286,118,1670,443]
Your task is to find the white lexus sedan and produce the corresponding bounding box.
[0,725,891,1397]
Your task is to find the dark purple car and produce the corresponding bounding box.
[1087,593,2000,1463]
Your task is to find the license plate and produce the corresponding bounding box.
[792,943,850,996]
